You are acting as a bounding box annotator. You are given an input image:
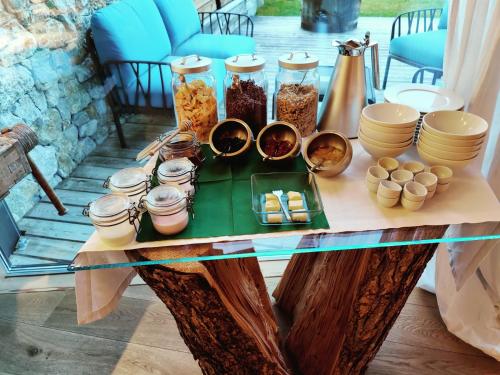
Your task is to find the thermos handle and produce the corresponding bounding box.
[368,42,381,90]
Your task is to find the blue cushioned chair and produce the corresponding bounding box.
[89,0,255,148]
[382,2,448,89]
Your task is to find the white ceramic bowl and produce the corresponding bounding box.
[366,166,390,184]
[419,131,482,152]
[430,166,453,184]
[418,138,479,161]
[391,169,413,187]
[359,137,412,159]
[403,181,427,202]
[377,180,402,199]
[401,161,425,175]
[360,122,414,144]
[417,145,477,168]
[377,157,400,173]
[420,127,485,147]
[423,111,488,140]
[436,182,450,193]
[377,194,399,208]
[360,117,416,135]
[359,130,413,148]
[366,179,381,193]
[414,172,438,197]
[362,103,420,127]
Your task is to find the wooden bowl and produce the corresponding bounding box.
[209,118,253,159]
[303,131,352,177]
[256,121,301,161]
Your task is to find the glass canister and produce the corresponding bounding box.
[159,131,205,167]
[275,51,320,137]
[83,193,138,246]
[171,55,218,143]
[104,167,150,206]
[224,54,267,136]
[140,185,192,236]
[157,157,197,196]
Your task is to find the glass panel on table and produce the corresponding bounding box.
[68,224,500,271]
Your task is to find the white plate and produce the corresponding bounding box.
[384,84,464,113]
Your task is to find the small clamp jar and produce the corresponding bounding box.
[104,167,150,206]
[159,131,205,167]
[140,185,193,236]
[83,193,139,246]
[157,157,197,196]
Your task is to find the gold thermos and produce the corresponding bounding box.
[318,32,380,138]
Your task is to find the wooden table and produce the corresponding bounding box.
[122,225,447,375]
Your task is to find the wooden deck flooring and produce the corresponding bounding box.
[0,283,498,374]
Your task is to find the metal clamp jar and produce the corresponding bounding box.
[274,51,320,137]
[159,131,205,167]
[140,185,192,236]
[104,167,150,206]
[157,157,197,196]
[224,54,267,136]
[171,55,218,143]
[83,193,138,246]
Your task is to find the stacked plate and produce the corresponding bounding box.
[417,111,488,168]
[384,84,465,142]
[358,103,420,158]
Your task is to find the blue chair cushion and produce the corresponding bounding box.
[122,57,226,109]
[174,33,256,59]
[92,0,172,86]
[153,0,201,50]
[438,1,448,30]
[389,30,447,69]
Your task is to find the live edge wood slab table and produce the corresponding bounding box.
[126,225,447,375]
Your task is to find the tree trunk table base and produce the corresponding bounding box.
[132,226,447,375]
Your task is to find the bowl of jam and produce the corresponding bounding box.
[256,121,302,162]
[209,118,253,159]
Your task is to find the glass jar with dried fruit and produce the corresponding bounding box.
[171,55,218,143]
[274,52,320,137]
[224,54,267,137]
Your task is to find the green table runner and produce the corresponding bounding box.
[136,144,329,242]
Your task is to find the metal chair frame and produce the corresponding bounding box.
[383,7,444,89]
[412,67,444,85]
[87,12,254,148]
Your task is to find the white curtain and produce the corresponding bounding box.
[430,0,500,360]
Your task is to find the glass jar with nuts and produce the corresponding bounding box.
[171,55,218,143]
[274,52,320,137]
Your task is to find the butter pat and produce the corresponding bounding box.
[267,213,283,224]
[291,212,308,222]
[265,193,278,202]
[265,200,281,212]
[287,191,302,201]
[288,199,304,211]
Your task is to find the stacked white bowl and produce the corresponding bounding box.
[359,103,420,158]
[417,111,488,168]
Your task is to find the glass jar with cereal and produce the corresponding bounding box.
[274,52,320,137]
[171,55,218,143]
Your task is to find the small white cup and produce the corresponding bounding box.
[403,181,427,202]
[377,193,399,208]
[366,180,381,193]
[436,183,450,193]
[377,157,399,173]
[391,169,413,187]
[377,180,402,199]
[366,166,389,184]
[414,172,438,198]
[401,196,425,211]
[430,165,453,185]
[402,161,425,175]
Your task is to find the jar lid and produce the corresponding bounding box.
[89,193,130,220]
[110,167,148,189]
[146,185,185,209]
[158,158,194,178]
[225,54,265,73]
[278,51,319,70]
[171,55,212,74]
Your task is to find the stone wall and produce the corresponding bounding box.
[0,0,114,220]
